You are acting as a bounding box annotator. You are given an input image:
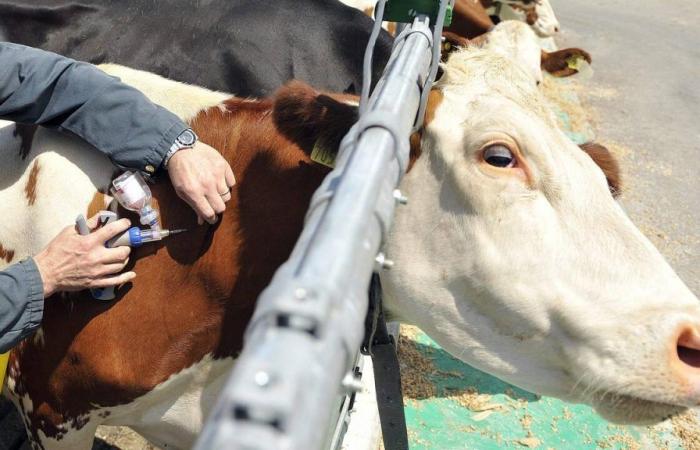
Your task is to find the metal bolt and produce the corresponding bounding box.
[393,189,408,205]
[294,288,307,300]
[254,370,272,388]
[341,372,363,394]
[375,253,395,271]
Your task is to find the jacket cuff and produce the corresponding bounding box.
[20,259,45,338]
[139,118,187,179]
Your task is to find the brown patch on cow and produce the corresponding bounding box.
[579,142,622,196]
[363,6,374,17]
[447,0,495,40]
[87,192,107,219]
[525,8,538,26]
[24,160,40,206]
[409,89,444,170]
[541,48,592,78]
[13,124,38,160]
[423,89,443,128]
[0,243,15,264]
[272,80,442,174]
[272,81,358,161]
[508,3,538,25]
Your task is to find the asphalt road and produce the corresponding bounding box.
[554,0,700,294]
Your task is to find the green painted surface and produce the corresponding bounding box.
[401,329,682,450]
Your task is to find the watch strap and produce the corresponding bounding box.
[163,128,198,169]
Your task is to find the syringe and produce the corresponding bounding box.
[109,227,188,248]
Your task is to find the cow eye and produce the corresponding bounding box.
[483,145,516,168]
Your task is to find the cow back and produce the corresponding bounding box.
[0,0,393,96]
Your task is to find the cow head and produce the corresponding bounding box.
[497,0,560,37]
[271,45,700,425]
[442,21,591,85]
[383,47,700,424]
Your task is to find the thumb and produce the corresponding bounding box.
[91,218,132,243]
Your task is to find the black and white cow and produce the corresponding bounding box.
[0,0,393,96]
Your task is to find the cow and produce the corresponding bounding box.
[483,0,560,37]
[0,0,582,98]
[339,0,559,38]
[338,0,495,39]
[330,2,588,83]
[441,21,591,85]
[1,31,698,449]
[0,0,393,97]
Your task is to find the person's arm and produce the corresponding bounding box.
[0,42,235,224]
[0,216,134,352]
[0,42,185,177]
[0,260,43,353]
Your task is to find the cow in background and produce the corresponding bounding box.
[0,0,393,96]
[340,0,559,38]
[482,0,560,36]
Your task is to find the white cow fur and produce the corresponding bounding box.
[476,20,544,85]
[1,32,699,448]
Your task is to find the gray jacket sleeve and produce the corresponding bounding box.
[0,259,44,353]
[0,43,190,350]
[0,42,189,175]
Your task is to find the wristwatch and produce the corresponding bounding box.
[163,128,198,169]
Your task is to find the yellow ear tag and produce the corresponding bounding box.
[310,135,337,168]
[566,55,594,80]
[0,352,9,392]
[565,54,584,70]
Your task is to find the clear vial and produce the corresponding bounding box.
[111,171,162,234]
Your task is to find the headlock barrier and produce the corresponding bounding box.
[194,1,454,448]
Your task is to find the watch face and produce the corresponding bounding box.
[177,129,197,146]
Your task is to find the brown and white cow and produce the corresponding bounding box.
[337,0,587,83]
[340,0,559,38]
[483,0,560,37]
[0,39,698,450]
[442,21,591,85]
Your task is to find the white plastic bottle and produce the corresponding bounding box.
[110,171,161,233]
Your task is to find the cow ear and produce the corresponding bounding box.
[541,48,592,77]
[580,142,622,197]
[273,81,359,166]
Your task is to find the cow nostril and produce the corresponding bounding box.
[554,26,560,32]
[678,345,700,369]
[677,328,700,369]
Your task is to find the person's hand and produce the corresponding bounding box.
[34,214,135,297]
[167,141,236,225]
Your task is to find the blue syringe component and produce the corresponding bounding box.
[109,227,187,247]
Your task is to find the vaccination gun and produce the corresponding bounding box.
[75,171,186,301]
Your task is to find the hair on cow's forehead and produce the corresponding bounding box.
[438,49,553,124]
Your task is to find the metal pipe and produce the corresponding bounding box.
[194,15,436,450]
